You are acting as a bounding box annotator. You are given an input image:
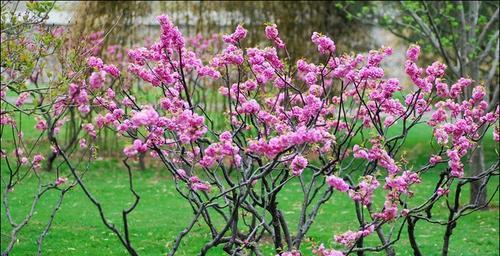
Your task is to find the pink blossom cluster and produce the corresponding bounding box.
[326,175,349,192]
[265,24,285,48]
[189,176,211,192]
[248,126,333,158]
[123,139,148,157]
[290,154,308,176]
[347,175,380,206]
[200,131,241,168]
[334,224,375,247]
[32,154,44,170]
[352,142,399,174]
[313,244,344,256]
[15,92,29,107]
[311,32,336,55]
[222,25,247,45]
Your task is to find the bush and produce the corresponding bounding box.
[1,13,499,256]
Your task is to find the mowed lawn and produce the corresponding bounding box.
[1,116,499,255]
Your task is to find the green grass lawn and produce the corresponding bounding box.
[1,115,499,255]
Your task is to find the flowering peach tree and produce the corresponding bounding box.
[1,14,499,256]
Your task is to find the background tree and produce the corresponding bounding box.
[70,1,151,55]
[338,0,499,207]
[160,1,372,61]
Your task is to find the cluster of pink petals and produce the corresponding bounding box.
[248,126,332,158]
[313,244,344,256]
[157,14,185,49]
[372,200,399,221]
[87,56,103,69]
[326,175,349,192]
[123,139,148,157]
[311,32,335,55]
[83,123,96,138]
[15,92,29,107]
[384,171,421,196]
[212,44,244,66]
[189,176,211,192]
[32,154,44,170]
[35,117,48,130]
[265,24,285,48]
[222,25,247,45]
[239,99,261,114]
[200,131,241,168]
[352,143,399,174]
[54,177,68,186]
[334,224,375,247]
[348,175,380,206]
[290,154,308,176]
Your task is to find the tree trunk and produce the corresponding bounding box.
[45,151,57,172]
[138,152,146,171]
[469,144,487,206]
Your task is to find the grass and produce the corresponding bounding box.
[1,113,499,255]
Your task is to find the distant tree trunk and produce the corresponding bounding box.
[138,152,146,171]
[470,143,487,206]
[467,61,488,207]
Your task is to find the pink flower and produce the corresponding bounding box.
[449,78,472,98]
[426,61,446,78]
[157,14,185,49]
[265,24,285,48]
[35,117,48,130]
[384,171,421,195]
[313,244,344,256]
[130,106,159,127]
[79,138,87,148]
[240,99,260,114]
[373,201,398,221]
[213,44,244,66]
[348,175,379,205]
[89,71,106,90]
[406,45,420,62]
[222,25,247,44]
[434,128,449,145]
[103,64,120,78]
[175,169,187,179]
[435,80,449,98]
[83,123,97,138]
[334,224,374,247]
[326,175,349,192]
[87,56,104,69]
[311,32,335,55]
[15,92,29,107]
[189,176,211,192]
[55,177,68,186]
[291,154,308,176]
[352,145,369,159]
[447,149,464,177]
[265,24,279,40]
[32,154,44,170]
[429,155,442,165]
[437,187,450,196]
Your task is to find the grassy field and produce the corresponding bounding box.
[1,116,499,255]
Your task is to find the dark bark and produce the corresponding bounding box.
[407,217,422,256]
